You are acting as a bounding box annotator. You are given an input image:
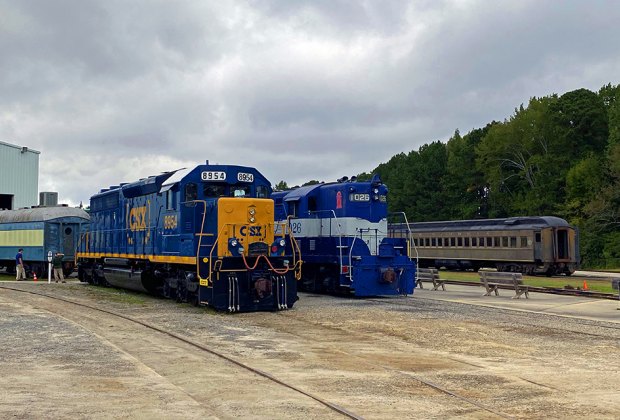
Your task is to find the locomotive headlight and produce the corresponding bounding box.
[230,239,238,247]
[373,188,379,194]
[249,209,256,216]
[279,239,286,247]
[249,216,256,223]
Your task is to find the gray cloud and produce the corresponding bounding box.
[1,0,619,205]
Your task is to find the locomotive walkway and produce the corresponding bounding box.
[414,283,620,324]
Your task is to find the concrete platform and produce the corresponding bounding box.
[414,283,620,324]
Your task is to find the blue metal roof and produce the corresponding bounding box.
[0,206,90,223]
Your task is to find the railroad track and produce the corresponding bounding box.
[0,284,362,419]
[365,293,620,338]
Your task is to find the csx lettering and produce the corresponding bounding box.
[240,226,262,237]
[129,206,147,231]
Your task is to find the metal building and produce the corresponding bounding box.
[0,141,40,210]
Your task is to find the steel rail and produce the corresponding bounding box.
[0,285,364,420]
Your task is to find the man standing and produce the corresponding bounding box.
[52,252,65,283]
[15,249,26,281]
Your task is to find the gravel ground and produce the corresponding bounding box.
[1,280,619,419]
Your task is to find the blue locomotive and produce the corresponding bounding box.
[0,206,90,277]
[76,162,301,312]
[272,175,415,296]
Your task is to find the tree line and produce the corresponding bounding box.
[276,84,620,269]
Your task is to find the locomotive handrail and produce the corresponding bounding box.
[193,200,208,280]
[308,210,345,275]
[204,220,302,285]
[284,217,303,281]
[388,211,418,269]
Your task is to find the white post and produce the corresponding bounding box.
[47,251,53,284]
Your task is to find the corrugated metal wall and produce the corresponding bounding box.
[0,141,40,209]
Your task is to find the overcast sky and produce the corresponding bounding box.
[1,0,619,206]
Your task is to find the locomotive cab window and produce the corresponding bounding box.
[166,190,176,209]
[204,184,226,198]
[308,197,317,212]
[184,183,197,205]
[257,185,270,198]
[231,184,251,197]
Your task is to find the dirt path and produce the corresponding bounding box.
[1,283,619,419]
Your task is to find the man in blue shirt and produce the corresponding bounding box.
[15,249,26,281]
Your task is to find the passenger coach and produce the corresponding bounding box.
[0,206,89,277]
[390,216,579,276]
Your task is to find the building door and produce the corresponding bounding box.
[0,194,13,210]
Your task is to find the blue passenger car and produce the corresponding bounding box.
[0,206,90,277]
[273,175,415,296]
[77,162,301,312]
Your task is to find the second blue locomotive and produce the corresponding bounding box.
[273,175,415,296]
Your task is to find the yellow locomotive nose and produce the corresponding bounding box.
[217,198,275,257]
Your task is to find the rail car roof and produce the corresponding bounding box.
[0,207,90,223]
[409,216,571,232]
[275,184,323,201]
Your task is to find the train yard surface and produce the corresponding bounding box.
[1,279,619,419]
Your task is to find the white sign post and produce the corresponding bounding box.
[47,251,53,284]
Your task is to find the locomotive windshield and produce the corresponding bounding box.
[202,183,252,198]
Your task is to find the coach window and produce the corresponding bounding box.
[510,237,517,247]
[457,237,462,247]
[431,238,436,247]
[535,232,541,242]
[502,237,509,247]
[486,237,492,247]
[494,237,500,247]
[464,237,470,247]
[449,237,455,247]
[521,236,528,247]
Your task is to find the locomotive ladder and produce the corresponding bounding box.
[274,275,288,310]
[227,273,240,312]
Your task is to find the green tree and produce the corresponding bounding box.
[274,180,289,191]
